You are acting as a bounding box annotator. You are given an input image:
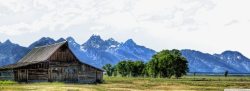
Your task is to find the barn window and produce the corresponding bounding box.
[0,72,2,76]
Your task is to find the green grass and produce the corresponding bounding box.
[0,75,250,91]
[88,76,250,91]
[0,80,17,85]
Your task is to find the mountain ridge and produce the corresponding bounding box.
[0,36,250,73]
[0,40,29,66]
[181,49,250,73]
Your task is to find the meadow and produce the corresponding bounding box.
[0,75,250,91]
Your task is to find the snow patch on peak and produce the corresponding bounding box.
[80,46,86,52]
[110,45,117,48]
[181,49,250,73]
[237,56,241,59]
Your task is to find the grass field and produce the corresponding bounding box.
[0,76,250,91]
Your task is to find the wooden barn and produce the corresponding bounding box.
[0,41,103,83]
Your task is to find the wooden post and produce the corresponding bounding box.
[26,69,28,82]
[48,68,51,82]
[77,66,79,83]
[48,61,51,82]
[95,70,97,82]
[17,70,20,81]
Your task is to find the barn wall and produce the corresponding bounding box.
[15,62,49,82]
[96,70,103,81]
[78,64,102,83]
[0,70,14,80]
[48,45,103,83]
[48,45,79,82]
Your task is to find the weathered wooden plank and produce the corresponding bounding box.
[26,69,28,82]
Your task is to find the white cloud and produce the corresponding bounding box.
[0,0,250,57]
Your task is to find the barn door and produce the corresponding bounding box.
[64,67,78,82]
[50,67,62,82]
[18,69,28,82]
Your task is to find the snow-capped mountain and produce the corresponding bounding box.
[28,37,56,49]
[181,49,250,73]
[0,40,29,66]
[1,35,250,73]
[76,35,156,67]
[0,35,155,68]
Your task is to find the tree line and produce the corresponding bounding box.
[102,49,189,78]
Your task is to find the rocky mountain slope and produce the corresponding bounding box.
[1,35,250,73]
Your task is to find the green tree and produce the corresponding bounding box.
[146,55,159,78]
[115,60,146,77]
[157,50,174,78]
[146,49,189,78]
[102,64,114,77]
[116,61,129,77]
[131,61,145,77]
[173,56,189,79]
[142,63,149,77]
[113,65,118,76]
[126,60,134,77]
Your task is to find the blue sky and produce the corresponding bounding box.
[0,0,250,57]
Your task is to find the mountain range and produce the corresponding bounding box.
[181,49,250,73]
[0,35,250,73]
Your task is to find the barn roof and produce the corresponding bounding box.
[0,41,103,71]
